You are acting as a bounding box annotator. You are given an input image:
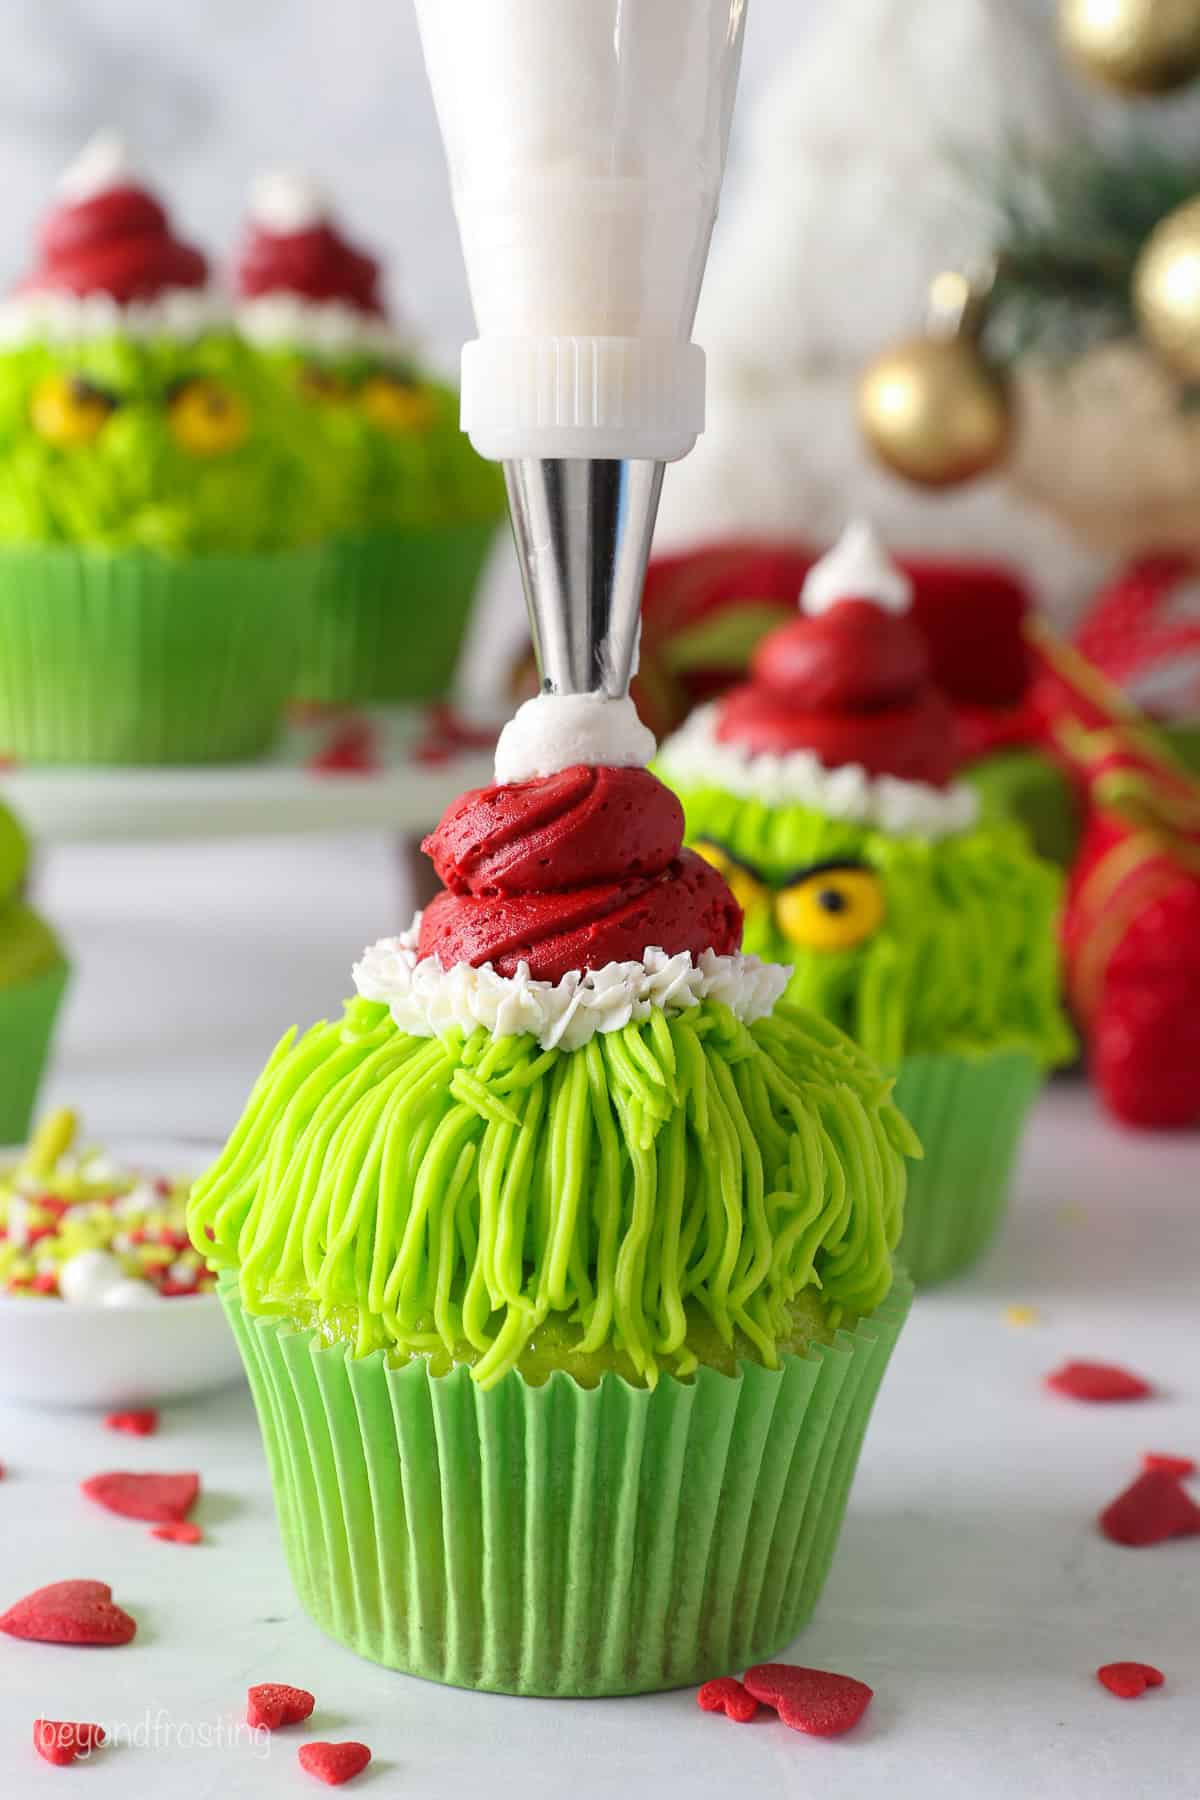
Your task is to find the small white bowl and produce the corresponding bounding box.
[0,1138,244,1410]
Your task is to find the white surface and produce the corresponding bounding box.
[0,830,1195,1796]
[0,708,496,846]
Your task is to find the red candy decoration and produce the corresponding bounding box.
[247,1683,317,1731]
[298,1741,372,1786]
[1045,1361,1153,1403]
[104,1409,159,1437]
[150,1521,203,1546]
[1143,1453,1197,1478]
[742,1663,874,1738]
[0,1579,136,1646]
[1099,1468,1200,1547]
[1097,1662,1165,1700]
[696,1677,760,1723]
[33,1719,106,1766]
[81,1470,199,1524]
[307,720,379,776]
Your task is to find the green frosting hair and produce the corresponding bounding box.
[0,331,322,553]
[190,994,918,1390]
[247,347,504,534]
[666,782,1074,1070]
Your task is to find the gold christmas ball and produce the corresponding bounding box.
[1134,196,1200,379]
[858,337,1010,489]
[1059,0,1200,95]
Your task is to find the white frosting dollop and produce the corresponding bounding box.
[802,519,913,617]
[249,169,330,236]
[234,292,404,358]
[0,288,223,348]
[657,704,979,840]
[493,693,656,785]
[102,1278,164,1309]
[354,920,788,1053]
[58,1248,126,1305]
[57,129,137,205]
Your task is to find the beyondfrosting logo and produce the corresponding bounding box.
[37,1710,272,1762]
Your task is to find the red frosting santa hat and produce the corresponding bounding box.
[0,131,215,344]
[233,171,399,355]
[657,521,980,839]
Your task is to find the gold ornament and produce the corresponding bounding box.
[1134,195,1200,380]
[1059,0,1200,95]
[858,334,1010,489]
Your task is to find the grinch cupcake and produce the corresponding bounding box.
[233,174,503,704]
[191,695,917,1695]
[0,134,321,764]
[0,802,67,1144]
[659,523,1074,1286]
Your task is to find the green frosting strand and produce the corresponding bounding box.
[246,350,504,534]
[663,782,1075,1070]
[190,995,918,1389]
[0,332,322,552]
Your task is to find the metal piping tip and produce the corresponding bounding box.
[504,458,665,699]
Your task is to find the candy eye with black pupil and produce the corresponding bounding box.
[167,378,249,455]
[30,373,118,446]
[692,838,768,917]
[775,862,886,953]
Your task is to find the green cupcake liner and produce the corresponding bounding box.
[892,1050,1042,1286]
[297,521,498,705]
[0,544,320,764]
[222,1269,912,1697]
[0,959,68,1143]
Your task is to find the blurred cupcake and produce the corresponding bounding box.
[234,172,503,705]
[0,133,321,764]
[0,802,67,1143]
[191,713,917,1695]
[659,522,1075,1285]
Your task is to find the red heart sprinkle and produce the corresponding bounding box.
[1099,1469,1200,1547]
[1097,1662,1165,1699]
[697,1676,759,1723]
[33,1719,107,1765]
[104,1410,159,1437]
[308,723,378,777]
[1143,1453,1196,1479]
[742,1663,874,1738]
[0,1579,136,1646]
[247,1683,316,1730]
[1045,1361,1152,1402]
[298,1741,372,1786]
[151,1521,203,1545]
[81,1471,199,1524]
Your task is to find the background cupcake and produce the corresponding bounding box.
[0,133,321,764]
[0,801,67,1144]
[659,522,1074,1286]
[233,172,503,705]
[191,730,917,1696]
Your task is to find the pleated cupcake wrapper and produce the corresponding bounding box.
[0,544,320,764]
[0,959,68,1143]
[297,521,498,705]
[892,1050,1041,1287]
[222,1270,912,1697]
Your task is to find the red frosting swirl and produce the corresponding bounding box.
[236,222,383,316]
[716,600,958,787]
[18,186,207,302]
[418,764,742,980]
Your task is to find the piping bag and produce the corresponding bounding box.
[414,0,747,753]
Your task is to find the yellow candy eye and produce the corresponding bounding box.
[30,374,116,446]
[693,838,767,918]
[359,372,438,435]
[168,379,249,456]
[298,364,353,404]
[776,863,886,953]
